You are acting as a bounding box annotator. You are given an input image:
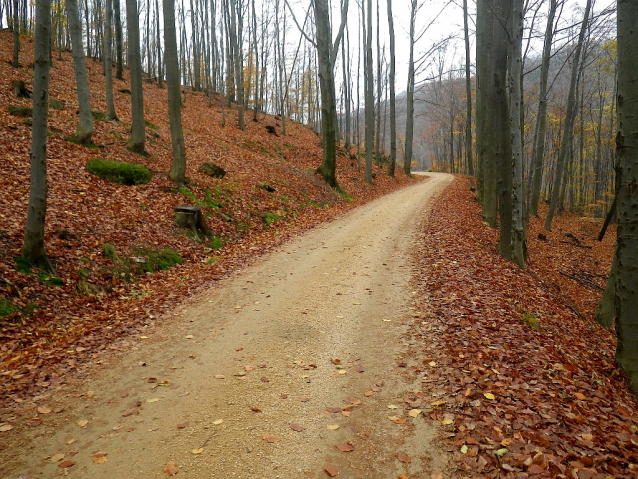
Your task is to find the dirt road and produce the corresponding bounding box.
[2,173,453,479]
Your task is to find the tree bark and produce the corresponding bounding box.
[403,0,417,176]
[164,0,187,185]
[615,0,638,390]
[12,0,20,68]
[544,0,591,231]
[67,0,94,144]
[125,0,147,154]
[508,0,526,267]
[462,0,474,177]
[363,0,374,184]
[114,0,124,80]
[22,0,54,272]
[104,0,118,120]
[386,0,396,177]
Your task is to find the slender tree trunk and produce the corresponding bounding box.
[23,0,54,272]
[374,0,382,166]
[508,0,526,267]
[114,0,124,80]
[126,0,147,154]
[155,0,163,88]
[229,0,244,129]
[12,0,20,67]
[386,0,396,177]
[164,0,186,184]
[364,0,373,183]
[615,0,638,390]
[544,0,591,230]
[463,0,474,177]
[104,0,118,120]
[404,0,416,176]
[67,0,94,144]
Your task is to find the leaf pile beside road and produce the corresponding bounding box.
[0,30,414,413]
[409,178,637,478]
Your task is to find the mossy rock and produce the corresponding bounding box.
[198,162,226,179]
[86,158,152,186]
[8,106,32,117]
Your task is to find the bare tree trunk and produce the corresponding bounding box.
[155,0,163,88]
[462,0,474,177]
[23,0,54,272]
[363,0,373,183]
[164,0,186,184]
[126,0,147,154]
[615,0,638,391]
[386,0,396,177]
[67,0,94,144]
[508,0,526,267]
[12,0,20,67]
[228,0,244,129]
[544,0,591,230]
[374,0,382,166]
[404,0,417,176]
[114,0,124,80]
[104,0,118,120]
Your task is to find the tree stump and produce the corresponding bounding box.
[174,205,212,239]
[12,80,31,99]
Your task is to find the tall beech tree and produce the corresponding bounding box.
[67,0,94,144]
[386,0,396,177]
[363,0,373,184]
[404,0,418,176]
[164,0,187,185]
[615,0,638,390]
[311,0,349,190]
[22,0,54,272]
[104,0,118,121]
[126,0,147,154]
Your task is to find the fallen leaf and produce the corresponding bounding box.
[336,443,355,452]
[66,439,76,445]
[50,453,65,462]
[59,460,75,468]
[262,434,280,443]
[431,472,443,479]
[214,375,225,379]
[38,406,52,414]
[0,424,13,432]
[261,377,270,382]
[574,392,586,400]
[388,416,401,421]
[388,405,399,410]
[341,410,351,417]
[191,448,205,455]
[397,452,411,463]
[325,465,339,477]
[147,377,158,383]
[430,400,445,407]
[164,462,179,476]
[280,394,288,399]
[213,419,224,425]
[326,407,341,414]
[250,407,262,413]
[290,424,305,432]
[365,391,374,397]
[399,475,409,479]
[495,448,508,456]
[177,422,189,429]
[31,418,43,427]
[327,425,340,430]
[77,420,89,427]
[92,453,108,464]
[460,445,468,454]
[483,393,495,400]
[409,409,422,418]
[429,361,437,367]
[528,464,546,474]
[86,391,95,398]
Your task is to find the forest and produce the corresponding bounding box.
[1,0,638,477]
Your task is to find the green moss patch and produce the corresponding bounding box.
[86,158,152,186]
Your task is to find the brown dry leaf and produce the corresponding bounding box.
[59,460,75,468]
[574,392,586,400]
[177,422,189,429]
[364,391,374,397]
[336,443,355,452]
[214,375,225,379]
[0,424,13,432]
[93,455,108,464]
[431,473,443,479]
[327,425,340,430]
[290,424,305,432]
[244,365,255,371]
[409,409,422,418]
[260,377,270,383]
[66,439,76,445]
[430,400,445,407]
[164,462,179,476]
[262,435,280,443]
[77,420,89,427]
[250,407,262,413]
[325,465,339,477]
[326,407,341,414]
[31,418,43,427]
[341,411,351,417]
[50,453,65,462]
[191,448,204,455]
[397,452,411,463]
[398,475,409,479]
[37,406,52,414]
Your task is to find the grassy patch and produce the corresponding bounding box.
[521,311,541,331]
[0,296,17,317]
[263,211,281,227]
[210,236,223,250]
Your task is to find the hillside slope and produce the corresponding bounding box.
[0,30,413,409]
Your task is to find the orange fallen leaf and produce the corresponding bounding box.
[574,392,586,400]
[59,460,75,468]
[50,453,65,462]
[290,424,305,432]
[37,406,52,414]
[336,443,354,452]
[399,474,409,479]
[397,452,411,463]
[431,473,443,479]
[325,465,339,477]
[262,434,280,443]
[164,462,179,476]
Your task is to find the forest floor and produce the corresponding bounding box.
[1,29,637,479]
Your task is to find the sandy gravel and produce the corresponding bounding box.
[2,172,453,479]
